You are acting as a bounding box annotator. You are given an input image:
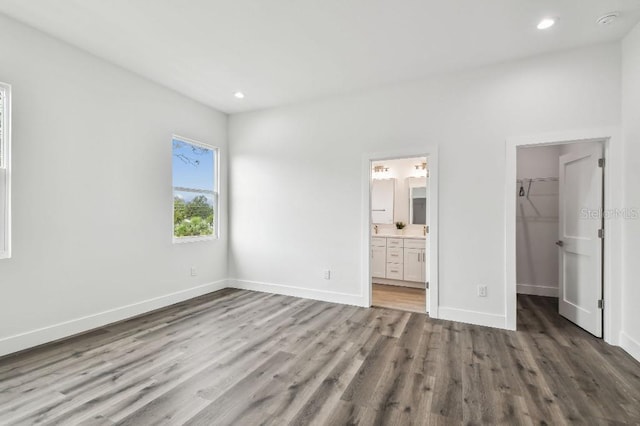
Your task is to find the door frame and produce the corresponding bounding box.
[361,146,439,317]
[505,127,622,345]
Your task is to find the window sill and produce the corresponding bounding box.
[173,235,218,244]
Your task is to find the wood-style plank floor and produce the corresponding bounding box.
[372,284,426,313]
[1,290,639,425]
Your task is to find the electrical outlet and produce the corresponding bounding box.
[478,285,487,297]
[190,267,197,277]
[323,269,331,280]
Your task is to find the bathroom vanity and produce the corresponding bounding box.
[371,235,427,289]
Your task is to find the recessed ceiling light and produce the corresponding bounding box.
[597,12,619,26]
[234,91,245,99]
[537,18,556,30]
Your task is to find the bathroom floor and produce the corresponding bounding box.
[372,283,426,313]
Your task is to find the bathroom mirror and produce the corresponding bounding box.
[371,178,395,224]
[408,178,427,225]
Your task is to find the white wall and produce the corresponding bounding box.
[0,14,228,356]
[558,140,603,156]
[229,43,621,326]
[621,22,640,360]
[516,146,560,297]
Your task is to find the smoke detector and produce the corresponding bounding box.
[597,12,619,25]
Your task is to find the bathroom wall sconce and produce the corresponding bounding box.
[373,165,389,174]
[414,162,428,177]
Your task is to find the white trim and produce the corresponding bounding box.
[173,235,217,244]
[620,331,640,362]
[229,279,367,307]
[438,307,506,329]
[0,82,11,259]
[516,284,559,297]
[362,145,439,317]
[171,134,221,242]
[172,133,216,151]
[505,127,622,344]
[0,280,229,357]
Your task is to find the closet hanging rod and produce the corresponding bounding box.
[516,177,559,183]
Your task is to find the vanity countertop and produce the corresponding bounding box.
[372,233,426,239]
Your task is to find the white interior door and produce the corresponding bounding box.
[558,145,603,337]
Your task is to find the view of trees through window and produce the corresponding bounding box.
[172,137,217,239]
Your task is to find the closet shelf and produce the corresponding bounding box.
[517,177,558,198]
[516,177,559,183]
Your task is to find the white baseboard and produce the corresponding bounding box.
[229,279,367,307]
[0,280,229,358]
[438,306,506,329]
[620,331,640,362]
[517,283,559,297]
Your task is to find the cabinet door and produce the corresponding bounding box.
[371,179,395,224]
[403,248,423,282]
[371,246,386,278]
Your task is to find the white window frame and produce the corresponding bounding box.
[172,134,219,244]
[0,82,11,259]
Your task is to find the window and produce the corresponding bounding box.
[172,136,218,242]
[0,82,10,258]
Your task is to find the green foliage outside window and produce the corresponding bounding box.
[174,196,214,237]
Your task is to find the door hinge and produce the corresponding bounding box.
[425,281,429,289]
[598,158,605,168]
[598,299,604,309]
[598,229,605,239]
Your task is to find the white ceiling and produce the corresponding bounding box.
[1,0,639,113]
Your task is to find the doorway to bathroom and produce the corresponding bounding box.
[368,155,431,313]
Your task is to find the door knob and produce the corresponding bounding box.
[555,240,564,247]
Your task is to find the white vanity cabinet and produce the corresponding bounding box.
[371,237,387,278]
[403,238,427,283]
[371,236,427,286]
